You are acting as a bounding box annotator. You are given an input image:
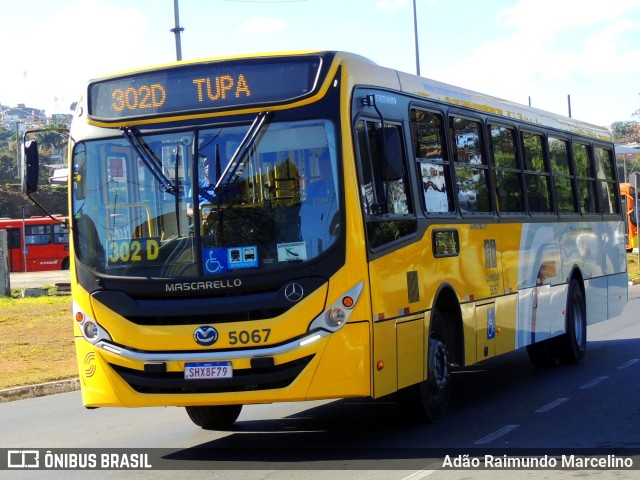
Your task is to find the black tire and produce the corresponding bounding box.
[397,309,451,423]
[555,279,587,365]
[526,338,557,367]
[185,404,242,429]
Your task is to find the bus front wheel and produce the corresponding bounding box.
[185,404,242,429]
[397,310,451,423]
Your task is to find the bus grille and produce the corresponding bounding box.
[125,308,289,325]
[109,355,314,394]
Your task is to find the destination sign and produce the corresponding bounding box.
[88,56,324,121]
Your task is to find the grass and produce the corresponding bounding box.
[0,253,639,391]
[0,295,76,390]
[628,252,640,283]
[9,284,60,299]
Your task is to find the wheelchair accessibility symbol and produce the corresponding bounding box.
[487,307,496,340]
[203,248,227,274]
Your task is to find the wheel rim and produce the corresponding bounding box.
[573,295,585,348]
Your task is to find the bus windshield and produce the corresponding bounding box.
[71,118,340,278]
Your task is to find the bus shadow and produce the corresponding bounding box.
[162,337,640,468]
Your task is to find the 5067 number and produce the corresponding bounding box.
[228,329,271,345]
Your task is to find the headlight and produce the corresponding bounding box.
[309,281,363,332]
[74,301,112,344]
[83,321,100,340]
[326,307,346,327]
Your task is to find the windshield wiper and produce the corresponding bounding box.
[214,111,270,192]
[121,126,177,195]
[174,144,183,237]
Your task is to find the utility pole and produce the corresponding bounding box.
[171,0,184,61]
[413,0,421,76]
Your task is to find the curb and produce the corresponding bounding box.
[0,378,80,403]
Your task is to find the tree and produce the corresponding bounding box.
[611,93,640,143]
[34,120,69,153]
[0,135,20,181]
[0,151,16,178]
[610,120,640,143]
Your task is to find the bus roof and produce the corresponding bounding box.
[84,50,612,141]
[0,215,66,226]
[330,51,612,142]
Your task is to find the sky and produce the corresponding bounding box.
[1,0,639,128]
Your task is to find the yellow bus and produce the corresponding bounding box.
[23,51,628,427]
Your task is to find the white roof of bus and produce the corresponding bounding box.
[616,144,640,154]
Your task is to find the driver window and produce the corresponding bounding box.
[355,119,416,249]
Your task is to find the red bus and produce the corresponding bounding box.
[620,183,637,252]
[0,216,70,272]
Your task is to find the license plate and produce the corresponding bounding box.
[184,362,233,379]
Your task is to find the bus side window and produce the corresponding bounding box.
[573,143,597,215]
[410,109,454,213]
[54,224,70,244]
[594,146,619,214]
[488,124,524,213]
[521,131,553,213]
[25,224,52,245]
[548,137,577,214]
[355,119,416,248]
[356,120,413,216]
[450,116,491,213]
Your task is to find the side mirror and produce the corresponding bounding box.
[378,127,405,181]
[22,139,40,194]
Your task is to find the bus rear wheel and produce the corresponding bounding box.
[397,310,451,423]
[555,279,587,365]
[185,404,242,429]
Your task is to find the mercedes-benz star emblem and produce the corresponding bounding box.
[194,326,219,346]
[284,282,304,303]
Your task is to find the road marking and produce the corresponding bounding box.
[580,376,609,389]
[474,424,519,445]
[535,397,570,413]
[400,469,436,480]
[617,359,639,369]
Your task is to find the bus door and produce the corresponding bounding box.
[354,117,420,397]
[5,228,23,272]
